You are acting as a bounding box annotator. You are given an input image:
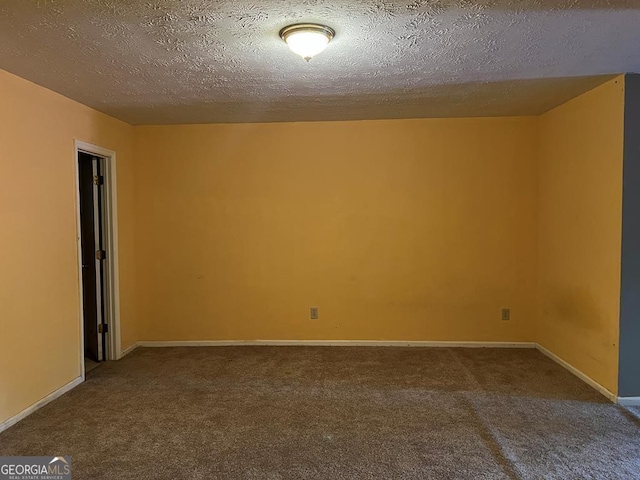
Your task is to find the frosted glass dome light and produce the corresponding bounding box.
[280,24,335,61]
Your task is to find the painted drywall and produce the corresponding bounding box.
[133,117,538,342]
[0,64,628,430]
[536,76,625,395]
[619,74,640,397]
[0,70,136,425]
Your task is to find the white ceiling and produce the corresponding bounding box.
[0,1,638,125]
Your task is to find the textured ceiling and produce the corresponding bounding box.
[0,1,638,124]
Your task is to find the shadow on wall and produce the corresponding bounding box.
[108,75,615,125]
[545,287,608,332]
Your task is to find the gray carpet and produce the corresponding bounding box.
[1,347,639,479]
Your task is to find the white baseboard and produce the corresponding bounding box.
[119,342,139,358]
[135,340,536,349]
[0,376,83,434]
[535,344,617,403]
[618,397,640,407]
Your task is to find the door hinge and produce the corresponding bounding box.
[98,323,109,334]
[93,175,104,186]
[96,249,106,260]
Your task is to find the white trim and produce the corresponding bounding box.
[74,140,122,363]
[535,344,617,403]
[101,149,122,360]
[74,147,86,379]
[120,342,139,358]
[618,397,640,406]
[135,340,536,348]
[0,377,83,434]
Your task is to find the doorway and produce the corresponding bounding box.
[78,152,106,365]
[75,141,121,375]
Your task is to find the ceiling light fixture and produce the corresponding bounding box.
[280,23,335,62]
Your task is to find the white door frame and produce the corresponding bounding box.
[74,140,122,378]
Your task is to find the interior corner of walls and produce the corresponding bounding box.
[536,75,625,398]
[1,70,138,433]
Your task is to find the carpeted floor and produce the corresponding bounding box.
[84,357,102,374]
[1,347,639,479]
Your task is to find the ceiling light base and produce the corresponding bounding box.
[280,23,335,61]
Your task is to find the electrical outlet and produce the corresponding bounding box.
[310,306,319,320]
[501,308,511,321]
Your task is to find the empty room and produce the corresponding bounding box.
[1,1,640,478]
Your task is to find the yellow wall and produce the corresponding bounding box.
[134,118,538,342]
[536,77,625,394]
[0,70,136,424]
[0,67,627,427]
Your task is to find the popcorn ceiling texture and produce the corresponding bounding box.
[0,1,638,124]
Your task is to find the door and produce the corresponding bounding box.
[78,152,107,362]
